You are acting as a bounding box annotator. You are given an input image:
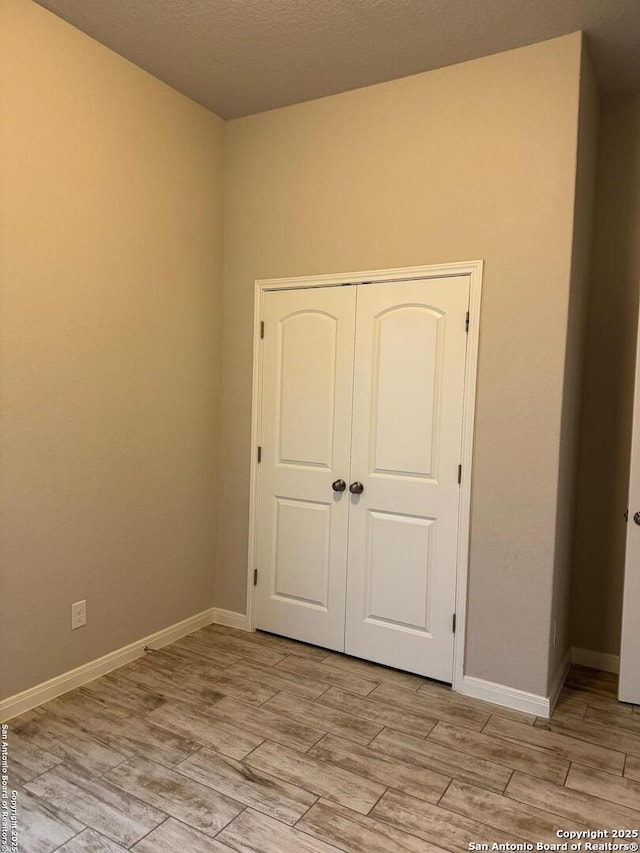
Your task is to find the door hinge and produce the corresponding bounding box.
[253,568,258,586]
[257,446,262,463]
[260,321,264,339]
[452,613,457,633]
[457,464,462,484]
[465,311,470,333]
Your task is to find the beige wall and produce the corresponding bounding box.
[0,2,598,702]
[219,34,584,696]
[0,0,225,699]
[571,94,640,657]
[548,47,599,690]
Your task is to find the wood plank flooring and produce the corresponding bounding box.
[5,625,639,852]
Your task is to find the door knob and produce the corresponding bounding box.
[332,479,346,492]
[349,481,364,494]
[634,512,640,526]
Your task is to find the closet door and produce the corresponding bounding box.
[345,277,469,681]
[255,286,356,650]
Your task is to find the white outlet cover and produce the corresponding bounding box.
[72,599,87,629]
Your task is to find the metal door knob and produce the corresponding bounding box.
[332,479,346,492]
[349,481,364,494]
[634,512,640,526]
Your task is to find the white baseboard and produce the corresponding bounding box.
[0,608,215,722]
[211,608,249,631]
[5,607,612,724]
[571,646,620,674]
[460,646,574,720]
[549,649,572,715]
[459,674,551,718]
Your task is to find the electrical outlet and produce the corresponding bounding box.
[553,617,558,647]
[71,599,87,630]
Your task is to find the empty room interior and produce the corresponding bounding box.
[1,0,640,849]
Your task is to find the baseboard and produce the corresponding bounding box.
[548,649,572,715]
[211,608,249,631]
[459,674,550,718]
[0,608,216,722]
[571,646,620,674]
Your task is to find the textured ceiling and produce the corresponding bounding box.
[33,0,640,118]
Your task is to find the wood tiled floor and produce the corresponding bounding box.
[6,625,640,852]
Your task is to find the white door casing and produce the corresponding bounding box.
[248,262,483,689]
[254,286,356,650]
[620,308,640,704]
[345,278,469,681]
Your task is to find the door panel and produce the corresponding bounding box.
[277,311,337,468]
[365,510,435,632]
[371,305,443,479]
[345,278,469,681]
[620,312,640,703]
[272,498,331,607]
[255,287,356,650]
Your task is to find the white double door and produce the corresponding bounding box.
[255,276,469,682]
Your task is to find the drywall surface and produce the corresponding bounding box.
[219,34,583,695]
[548,44,599,692]
[0,0,224,699]
[571,94,640,656]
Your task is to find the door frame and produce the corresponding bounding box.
[246,260,483,692]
